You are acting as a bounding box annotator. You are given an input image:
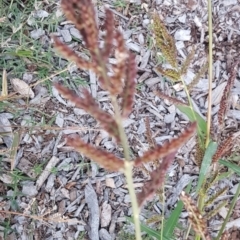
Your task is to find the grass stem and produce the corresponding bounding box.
[205,0,213,148]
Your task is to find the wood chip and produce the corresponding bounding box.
[36,156,60,190]
[85,182,100,240]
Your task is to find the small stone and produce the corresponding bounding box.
[60,29,72,42]
[30,29,45,39]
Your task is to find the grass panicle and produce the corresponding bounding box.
[218,60,239,130]
[52,1,198,239]
[66,135,124,171]
[134,122,197,166]
[153,13,178,68]
[55,83,121,142]
[154,90,188,106]
[205,200,228,219]
[180,48,195,75]
[137,151,177,207]
[187,62,208,91]
[212,135,233,163]
[205,187,228,207]
[180,192,211,240]
[195,138,205,167]
[155,68,181,81]
[144,116,155,149]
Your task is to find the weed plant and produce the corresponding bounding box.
[0,0,240,239]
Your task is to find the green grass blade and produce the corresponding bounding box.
[196,141,218,192]
[219,159,240,176]
[163,182,191,238]
[177,105,207,136]
[126,217,173,239]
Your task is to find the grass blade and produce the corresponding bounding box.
[164,182,192,238]
[219,159,240,176]
[177,105,207,136]
[196,141,217,192]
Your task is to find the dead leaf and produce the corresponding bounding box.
[10,78,34,98]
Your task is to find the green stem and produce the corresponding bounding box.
[206,0,213,148]
[111,96,142,240]
[96,52,142,240]
[216,183,240,240]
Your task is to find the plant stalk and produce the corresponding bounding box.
[96,51,142,239]
[205,0,213,148]
[111,96,142,240]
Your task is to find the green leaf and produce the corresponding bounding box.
[163,182,191,238]
[126,217,173,240]
[217,170,233,181]
[219,159,240,176]
[196,141,218,192]
[177,105,207,141]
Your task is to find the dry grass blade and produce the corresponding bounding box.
[154,90,188,106]
[55,83,121,142]
[120,52,137,118]
[180,192,211,240]
[153,13,178,68]
[137,151,176,207]
[212,135,233,163]
[2,69,8,96]
[134,122,197,166]
[218,60,239,129]
[67,135,124,171]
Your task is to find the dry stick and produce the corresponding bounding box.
[205,0,213,148]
